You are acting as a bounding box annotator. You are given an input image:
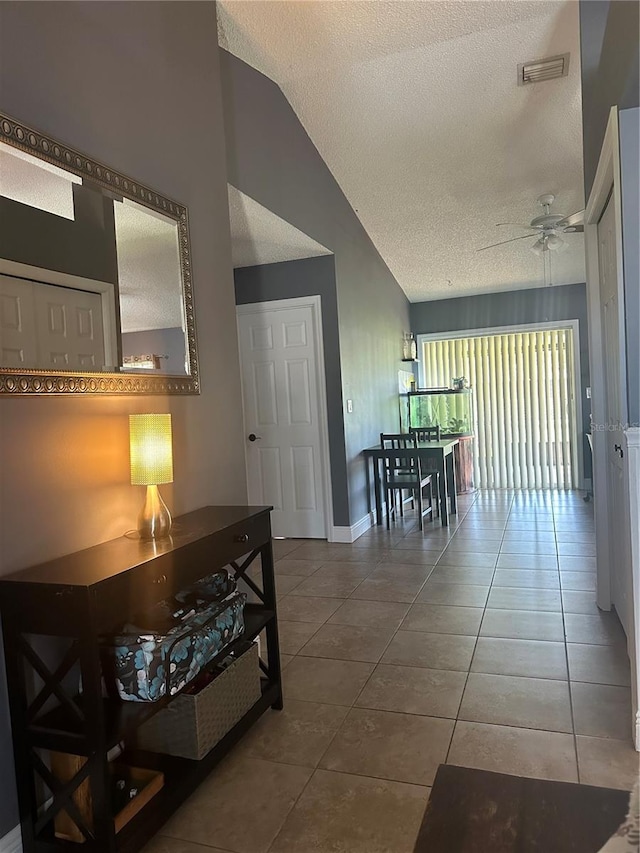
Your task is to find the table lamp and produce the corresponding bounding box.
[129,413,173,540]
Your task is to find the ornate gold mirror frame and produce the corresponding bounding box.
[0,113,199,395]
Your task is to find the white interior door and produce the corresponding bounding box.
[34,282,105,369]
[598,195,632,634]
[237,300,327,539]
[0,274,38,366]
[0,274,105,369]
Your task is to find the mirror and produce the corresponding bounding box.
[0,113,199,395]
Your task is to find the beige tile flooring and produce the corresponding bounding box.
[147,491,639,853]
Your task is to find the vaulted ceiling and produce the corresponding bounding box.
[218,0,586,301]
[228,185,331,268]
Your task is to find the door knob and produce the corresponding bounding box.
[248,433,261,442]
[614,444,624,458]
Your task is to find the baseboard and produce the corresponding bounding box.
[0,825,22,853]
[328,510,374,543]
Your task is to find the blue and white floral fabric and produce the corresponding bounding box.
[103,574,247,702]
[174,570,232,605]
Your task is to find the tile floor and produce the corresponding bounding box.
[146,490,639,853]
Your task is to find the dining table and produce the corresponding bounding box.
[362,438,459,527]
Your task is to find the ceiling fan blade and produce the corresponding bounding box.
[558,209,585,225]
[477,234,538,252]
[558,209,585,232]
[495,222,540,229]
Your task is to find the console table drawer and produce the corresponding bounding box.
[222,513,272,563]
[92,511,273,630]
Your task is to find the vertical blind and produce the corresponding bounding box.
[421,329,577,489]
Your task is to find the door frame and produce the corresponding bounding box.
[585,106,628,610]
[236,295,333,540]
[585,106,638,748]
[417,320,584,490]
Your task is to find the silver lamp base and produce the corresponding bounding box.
[138,484,172,540]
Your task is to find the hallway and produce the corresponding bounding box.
[149,490,638,853]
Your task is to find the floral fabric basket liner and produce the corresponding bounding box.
[174,570,232,605]
[102,570,247,702]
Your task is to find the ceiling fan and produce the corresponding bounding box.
[478,193,584,255]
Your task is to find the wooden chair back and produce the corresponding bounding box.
[410,425,441,442]
[380,433,419,478]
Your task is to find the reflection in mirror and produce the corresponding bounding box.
[114,200,187,376]
[0,114,198,395]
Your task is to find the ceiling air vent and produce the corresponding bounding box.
[517,53,570,86]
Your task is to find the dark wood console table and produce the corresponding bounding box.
[0,505,281,853]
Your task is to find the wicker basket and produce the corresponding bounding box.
[135,642,261,760]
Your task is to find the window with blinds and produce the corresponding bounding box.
[421,329,578,489]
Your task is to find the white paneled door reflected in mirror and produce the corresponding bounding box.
[0,113,199,395]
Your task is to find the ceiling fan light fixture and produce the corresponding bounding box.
[546,233,564,250]
[531,237,546,256]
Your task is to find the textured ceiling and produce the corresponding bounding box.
[218,0,586,301]
[228,185,331,268]
[1,143,80,220]
[114,201,184,333]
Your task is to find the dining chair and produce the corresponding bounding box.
[409,425,441,441]
[379,433,435,530]
[409,427,441,515]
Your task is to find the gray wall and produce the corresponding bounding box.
[122,327,187,376]
[0,634,14,838]
[620,108,640,427]
[410,283,592,479]
[234,256,350,526]
[0,184,119,285]
[0,1,244,837]
[220,50,411,526]
[580,0,640,196]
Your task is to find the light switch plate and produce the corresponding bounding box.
[347,399,353,413]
